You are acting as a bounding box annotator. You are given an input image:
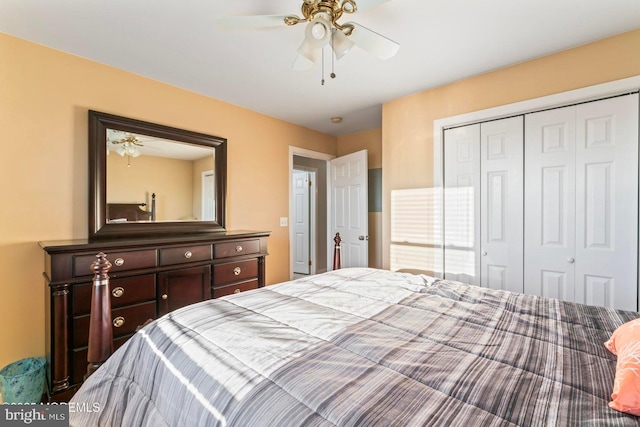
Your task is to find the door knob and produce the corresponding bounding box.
[358,236,369,241]
[482,251,488,256]
[567,257,575,264]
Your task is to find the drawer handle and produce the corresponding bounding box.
[235,245,243,253]
[112,287,125,298]
[162,294,168,300]
[184,251,192,259]
[113,317,125,328]
[233,289,241,294]
[234,267,241,276]
[114,258,125,267]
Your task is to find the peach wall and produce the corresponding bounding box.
[337,128,382,168]
[382,28,640,269]
[107,154,194,220]
[0,33,336,370]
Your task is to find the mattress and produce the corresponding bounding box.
[69,268,640,426]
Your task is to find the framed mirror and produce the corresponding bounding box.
[89,110,226,240]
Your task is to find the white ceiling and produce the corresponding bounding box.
[1,0,639,136]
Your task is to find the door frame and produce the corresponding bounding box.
[289,146,335,280]
[432,75,640,305]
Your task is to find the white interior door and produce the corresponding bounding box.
[201,170,215,221]
[293,171,311,275]
[443,124,481,286]
[330,150,368,268]
[524,105,577,301]
[480,116,524,292]
[573,95,638,310]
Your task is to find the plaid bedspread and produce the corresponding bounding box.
[70,268,640,426]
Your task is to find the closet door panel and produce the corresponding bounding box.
[574,95,638,311]
[444,124,481,286]
[524,106,576,301]
[480,116,524,292]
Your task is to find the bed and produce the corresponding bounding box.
[69,267,640,426]
[106,194,155,223]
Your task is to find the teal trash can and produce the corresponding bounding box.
[0,357,46,403]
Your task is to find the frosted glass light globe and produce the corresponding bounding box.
[311,22,326,40]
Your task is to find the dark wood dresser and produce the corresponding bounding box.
[40,230,270,401]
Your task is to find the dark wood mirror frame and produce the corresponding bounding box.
[89,110,227,240]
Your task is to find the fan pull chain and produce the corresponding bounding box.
[321,46,325,85]
[330,30,336,79]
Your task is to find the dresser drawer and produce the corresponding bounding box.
[73,274,155,316]
[159,245,212,266]
[213,259,258,286]
[72,301,156,348]
[213,279,259,298]
[214,239,260,259]
[73,249,157,277]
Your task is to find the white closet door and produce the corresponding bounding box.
[525,94,638,310]
[480,116,524,292]
[574,95,638,311]
[444,124,481,286]
[524,106,577,301]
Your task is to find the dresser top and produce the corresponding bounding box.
[40,230,271,254]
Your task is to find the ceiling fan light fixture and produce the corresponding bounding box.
[114,141,142,158]
[297,39,320,64]
[331,28,355,60]
[128,146,142,158]
[218,0,399,80]
[311,22,326,39]
[305,16,331,48]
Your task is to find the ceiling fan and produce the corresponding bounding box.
[107,130,143,157]
[218,0,399,72]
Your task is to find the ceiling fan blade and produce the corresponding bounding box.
[353,0,392,13]
[217,14,291,29]
[346,22,399,60]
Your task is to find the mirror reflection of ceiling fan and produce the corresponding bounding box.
[106,129,215,162]
[107,130,144,159]
[218,0,399,73]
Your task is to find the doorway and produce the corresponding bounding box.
[289,147,370,279]
[289,147,332,279]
